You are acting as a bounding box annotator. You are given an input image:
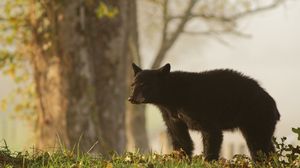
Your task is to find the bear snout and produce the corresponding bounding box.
[128,94,146,104]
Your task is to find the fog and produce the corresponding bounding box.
[143,1,300,156]
[0,0,299,156]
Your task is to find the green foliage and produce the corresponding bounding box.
[0,128,299,168]
[95,2,119,19]
[292,128,300,140]
[0,0,36,120]
[272,127,300,166]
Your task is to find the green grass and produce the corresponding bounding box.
[0,147,299,168]
[0,128,299,167]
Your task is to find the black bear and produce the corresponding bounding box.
[128,63,280,161]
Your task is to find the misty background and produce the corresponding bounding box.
[0,0,299,158]
[142,0,300,156]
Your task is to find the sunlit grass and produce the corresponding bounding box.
[0,128,299,167]
[0,147,299,168]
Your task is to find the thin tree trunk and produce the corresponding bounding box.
[30,0,69,149]
[32,51,69,149]
[30,0,129,154]
[91,0,128,153]
[126,0,149,152]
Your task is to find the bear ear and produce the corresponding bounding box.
[159,63,171,73]
[132,63,142,76]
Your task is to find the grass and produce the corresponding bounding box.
[0,128,299,167]
[0,147,299,168]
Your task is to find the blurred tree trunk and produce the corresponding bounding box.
[126,1,149,152]
[30,0,129,154]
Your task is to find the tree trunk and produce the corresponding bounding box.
[126,0,149,152]
[30,0,129,154]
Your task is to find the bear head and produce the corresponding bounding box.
[128,63,171,104]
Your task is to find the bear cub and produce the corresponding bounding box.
[128,63,280,161]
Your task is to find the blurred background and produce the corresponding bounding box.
[0,0,299,159]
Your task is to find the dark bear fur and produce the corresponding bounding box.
[128,63,280,161]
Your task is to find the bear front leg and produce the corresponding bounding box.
[163,118,194,157]
[201,130,223,161]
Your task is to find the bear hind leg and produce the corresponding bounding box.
[201,130,223,161]
[240,126,275,161]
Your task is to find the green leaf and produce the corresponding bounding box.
[292,128,300,140]
[95,2,119,19]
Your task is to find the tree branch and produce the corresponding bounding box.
[151,0,197,69]
[150,0,283,69]
[184,30,239,46]
[161,0,169,44]
[183,29,252,38]
[170,0,284,22]
[227,0,284,21]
